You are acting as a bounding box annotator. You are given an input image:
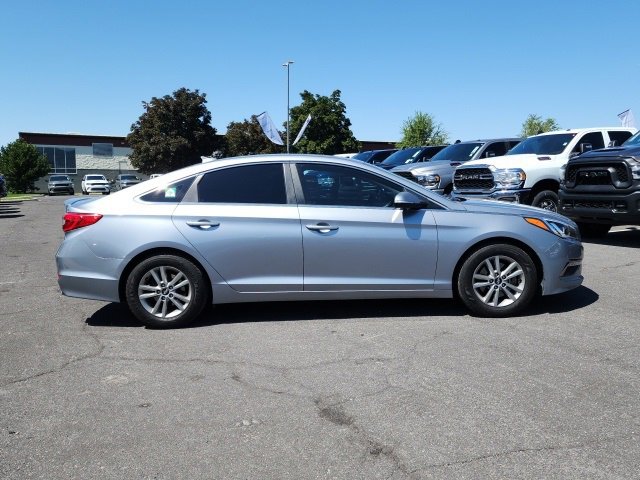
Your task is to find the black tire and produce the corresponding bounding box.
[102,192,109,195]
[577,222,611,238]
[82,190,87,195]
[531,190,559,212]
[125,255,209,328]
[457,244,538,317]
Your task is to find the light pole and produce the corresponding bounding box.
[282,60,294,153]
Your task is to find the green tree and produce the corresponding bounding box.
[127,88,219,174]
[0,139,50,193]
[397,111,448,148]
[288,90,359,154]
[519,114,560,137]
[224,115,282,157]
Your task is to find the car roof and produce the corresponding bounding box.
[533,127,637,137]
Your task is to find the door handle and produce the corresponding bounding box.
[186,220,220,230]
[306,223,339,233]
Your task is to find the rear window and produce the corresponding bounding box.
[86,175,105,180]
[140,177,195,203]
[120,175,138,180]
[50,175,69,181]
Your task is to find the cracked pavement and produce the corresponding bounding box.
[1,196,639,479]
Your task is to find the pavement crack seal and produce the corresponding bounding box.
[0,313,106,389]
[314,396,410,476]
[415,435,635,472]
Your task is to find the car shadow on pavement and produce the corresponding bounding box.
[581,226,640,248]
[86,286,599,329]
[0,201,24,219]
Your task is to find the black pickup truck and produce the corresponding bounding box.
[559,131,640,237]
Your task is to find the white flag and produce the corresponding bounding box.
[618,109,636,128]
[256,112,284,145]
[293,114,312,145]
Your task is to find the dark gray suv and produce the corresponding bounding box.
[392,138,521,195]
[48,175,75,195]
[114,174,142,190]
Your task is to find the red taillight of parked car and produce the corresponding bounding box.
[62,213,103,232]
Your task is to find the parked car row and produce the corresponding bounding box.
[46,173,145,196]
[350,126,637,237]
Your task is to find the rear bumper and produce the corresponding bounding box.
[56,237,121,302]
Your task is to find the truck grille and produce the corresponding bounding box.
[566,161,630,188]
[454,168,493,190]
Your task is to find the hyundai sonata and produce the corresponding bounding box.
[56,155,583,328]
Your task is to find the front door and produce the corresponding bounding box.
[294,163,438,291]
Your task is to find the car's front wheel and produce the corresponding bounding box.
[125,255,209,328]
[457,244,537,317]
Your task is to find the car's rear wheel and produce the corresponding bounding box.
[125,255,208,328]
[457,244,537,317]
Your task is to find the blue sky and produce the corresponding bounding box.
[1,0,638,148]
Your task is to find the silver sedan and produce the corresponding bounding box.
[56,155,584,328]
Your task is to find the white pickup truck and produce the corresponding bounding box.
[451,127,637,211]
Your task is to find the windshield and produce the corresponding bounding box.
[352,151,374,162]
[50,175,69,181]
[623,131,640,146]
[120,175,138,180]
[380,148,421,166]
[507,133,576,155]
[430,143,484,162]
[86,175,106,180]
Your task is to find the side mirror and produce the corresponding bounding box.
[580,143,593,154]
[393,191,427,210]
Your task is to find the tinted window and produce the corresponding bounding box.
[92,143,113,157]
[120,175,138,180]
[50,175,69,181]
[352,151,374,162]
[573,132,604,153]
[623,131,640,146]
[380,148,422,166]
[508,133,576,155]
[140,177,195,203]
[86,175,105,180]
[430,143,484,162]
[483,142,508,158]
[608,130,633,147]
[297,163,402,207]
[198,164,286,204]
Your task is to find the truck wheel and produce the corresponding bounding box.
[457,244,538,317]
[577,223,611,238]
[531,190,559,212]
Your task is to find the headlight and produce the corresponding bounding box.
[525,217,580,240]
[493,168,526,188]
[415,173,440,188]
[631,162,640,180]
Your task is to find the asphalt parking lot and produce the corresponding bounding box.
[1,195,639,479]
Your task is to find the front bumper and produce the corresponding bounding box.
[49,185,74,194]
[540,238,584,296]
[559,189,640,225]
[451,188,532,204]
[85,185,110,193]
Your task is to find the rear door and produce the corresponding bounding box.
[172,162,303,292]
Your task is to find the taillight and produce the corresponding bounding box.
[62,213,103,232]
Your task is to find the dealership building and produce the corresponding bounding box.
[19,131,396,193]
[19,132,138,193]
